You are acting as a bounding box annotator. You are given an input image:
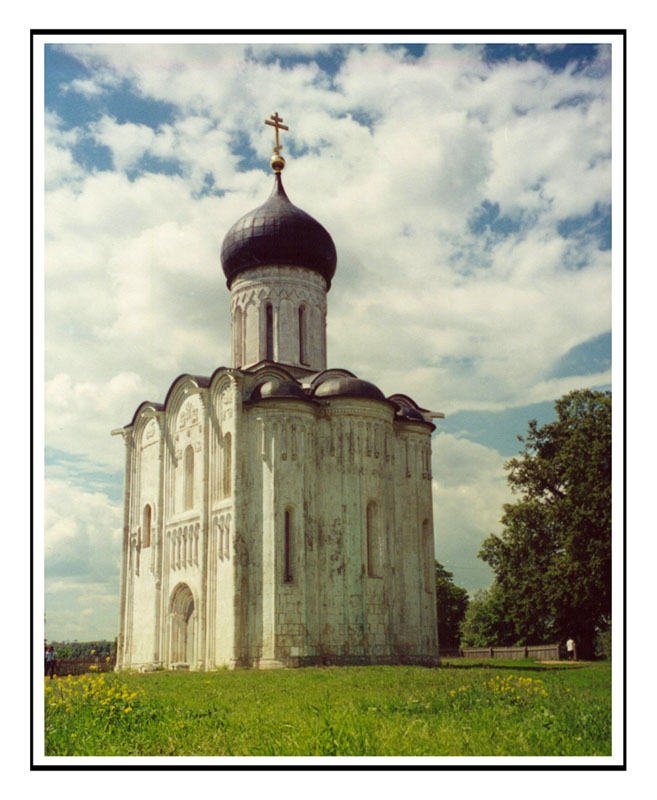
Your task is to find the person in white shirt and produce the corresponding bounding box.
[566,638,577,661]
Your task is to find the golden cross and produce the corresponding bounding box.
[265,112,289,156]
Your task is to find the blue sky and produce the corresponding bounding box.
[41,36,614,641]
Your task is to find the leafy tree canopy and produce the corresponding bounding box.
[434,561,469,648]
[478,389,611,658]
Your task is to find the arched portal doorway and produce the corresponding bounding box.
[169,583,195,666]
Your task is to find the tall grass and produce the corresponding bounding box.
[44,661,611,757]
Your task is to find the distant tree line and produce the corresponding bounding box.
[48,640,116,660]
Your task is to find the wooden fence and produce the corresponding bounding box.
[45,656,116,677]
[459,644,562,661]
[438,647,463,658]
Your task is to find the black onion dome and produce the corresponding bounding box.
[221,172,337,289]
[249,377,308,403]
[312,375,386,402]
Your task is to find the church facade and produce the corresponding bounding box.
[114,115,442,670]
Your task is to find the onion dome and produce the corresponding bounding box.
[249,377,308,403]
[312,375,386,401]
[221,172,337,290]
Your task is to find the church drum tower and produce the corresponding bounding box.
[114,114,442,670]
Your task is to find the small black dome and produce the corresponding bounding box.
[396,405,425,422]
[221,173,337,289]
[249,378,308,403]
[312,376,386,401]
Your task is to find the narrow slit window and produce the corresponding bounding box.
[265,303,274,361]
[298,306,307,365]
[367,501,378,577]
[284,509,293,583]
[142,505,152,548]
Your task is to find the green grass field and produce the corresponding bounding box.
[44,660,611,757]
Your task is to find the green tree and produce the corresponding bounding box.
[459,588,492,647]
[459,586,516,647]
[434,561,469,648]
[478,389,611,658]
[53,643,72,659]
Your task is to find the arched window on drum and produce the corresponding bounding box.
[265,303,274,361]
[234,306,243,367]
[298,305,308,366]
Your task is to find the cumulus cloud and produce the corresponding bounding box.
[45,477,123,640]
[45,111,85,189]
[67,77,106,98]
[45,372,148,466]
[432,433,512,593]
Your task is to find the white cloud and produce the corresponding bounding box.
[67,77,106,98]
[44,477,123,640]
[45,372,148,466]
[432,433,512,593]
[44,112,85,189]
[91,116,157,172]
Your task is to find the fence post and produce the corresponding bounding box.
[490,647,494,659]
[524,646,528,658]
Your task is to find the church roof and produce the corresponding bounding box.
[248,376,309,403]
[220,171,337,290]
[312,374,387,402]
[120,366,436,431]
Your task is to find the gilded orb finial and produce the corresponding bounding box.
[265,112,289,172]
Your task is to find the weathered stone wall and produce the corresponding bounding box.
[238,394,438,668]
[116,368,438,671]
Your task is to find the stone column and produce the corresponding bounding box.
[259,415,279,667]
[116,430,134,670]
[153,414,165,665]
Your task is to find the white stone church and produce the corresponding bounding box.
[114,115,442,670]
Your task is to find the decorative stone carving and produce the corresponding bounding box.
[178,397,200,430]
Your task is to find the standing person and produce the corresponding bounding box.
[45,646,56,678]
[566,637,576,661]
